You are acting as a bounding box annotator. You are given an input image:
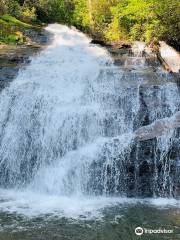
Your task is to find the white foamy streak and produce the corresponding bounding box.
[29,133,134,195]
[0,189,179,219]
[0,189,132,219]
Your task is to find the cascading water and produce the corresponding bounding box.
[0,25,179,219]
[0,24,139,193]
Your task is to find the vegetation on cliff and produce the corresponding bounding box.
[0,0,179,48]
[0,14,33,44]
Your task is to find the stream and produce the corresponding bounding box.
[0,24,179,240]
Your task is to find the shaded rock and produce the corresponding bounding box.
[121,44,131,49]
[90,39,107,46]
[0,28,51,90]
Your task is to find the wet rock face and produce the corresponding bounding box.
[101,45,180,198]
[128,130,180,197]
[0,47,38,91]
[24,29,53,45]
[87,129,180,198]
[0,36,179,198]
[0,29,51,91]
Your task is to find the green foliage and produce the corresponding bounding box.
[155,0,180,46]
[6,0,22,17]
[91,0,179,47]
[0,15,31,45]
[20,6,37,23]
[106,0,157,42]
[0,0,179,48]
[90,0,116,38]
[0,0,7,15]
[33,0,74,23]
[1,14,31,28]
[72,0,90,29]
[0,33,19,44]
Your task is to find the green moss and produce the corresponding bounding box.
[0,15,32,45]
[1,14,31,28]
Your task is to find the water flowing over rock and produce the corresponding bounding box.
[159,41,180,73]
[0,24,179,198]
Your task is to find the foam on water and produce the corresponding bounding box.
[0,189,179,219]
[0,189,127,219]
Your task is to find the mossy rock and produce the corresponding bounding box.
[0,15,32,45]
[1,15,31,28]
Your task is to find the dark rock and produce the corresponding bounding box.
[0,28,51,90]
[121,44,131,49]
[90,39,109,46]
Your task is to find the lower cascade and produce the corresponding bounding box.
[0,24,179,200]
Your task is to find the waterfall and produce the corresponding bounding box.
[0,24,179,201]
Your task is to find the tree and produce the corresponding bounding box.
[1,0,179,48]
[155,0,180,48]
[0,0,7,15]
[72,0,90,30]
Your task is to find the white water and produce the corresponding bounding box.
[0,24,137,191]
[0,189,179,219]
[0,24,135,216]
[0,24,179,218]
